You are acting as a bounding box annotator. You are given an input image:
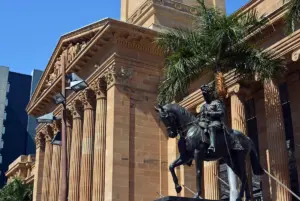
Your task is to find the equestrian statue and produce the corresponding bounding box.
[155,84,264,201]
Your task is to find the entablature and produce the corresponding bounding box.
[27,18,162,117]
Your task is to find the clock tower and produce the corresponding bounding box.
[121,0,226,30]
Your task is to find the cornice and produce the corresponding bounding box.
[34,52,161,129]
[245,3,289,44]
[28,19,161,116]
[26,19,109,113]
[234,0,264,15]
[127,0,197,24]
[264,29,300,59]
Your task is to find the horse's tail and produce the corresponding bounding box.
[249,140,264,175]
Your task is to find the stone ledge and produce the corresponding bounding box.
[154,196,222,201]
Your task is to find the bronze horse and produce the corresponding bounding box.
[155,103,264,201]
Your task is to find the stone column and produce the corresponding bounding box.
[79,89,96,201]
[32,132,45,201]
[228,84,252,200]
[66,109,73,166]
[104,66,132,201]
[49,145,61,201]
[49,121,62,201]
[264,79,291,201]
[91,79,107,201]
[68,100,84,201]
[41,125,53,201]
[196,104,220,200]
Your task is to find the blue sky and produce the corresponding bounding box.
[0,0,249,75]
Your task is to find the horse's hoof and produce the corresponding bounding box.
[175,185,182,194]
[186,160,193,166]
[193,193,200,199]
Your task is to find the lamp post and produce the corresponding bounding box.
[60,53,67,201]
[37,61,88,201]
[59,61,87,201]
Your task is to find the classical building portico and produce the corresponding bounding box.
[5,1,300,201]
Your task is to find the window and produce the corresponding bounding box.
[1,127,5,135]
[5,98,7,106]
[0,155,2,164]
[3,112,6,120]
[6,83,10,93]
[0,140,3,149]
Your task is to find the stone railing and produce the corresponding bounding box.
[6,155,35,184]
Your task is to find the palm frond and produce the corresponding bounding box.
[224,44,287,80]
[285,0,300,33]
[156,1,286,104]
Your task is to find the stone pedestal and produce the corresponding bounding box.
[264,80,291,201]
[154,196,222,201]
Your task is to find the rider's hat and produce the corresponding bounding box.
[200,84,214,94]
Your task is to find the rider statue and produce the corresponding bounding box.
[197,84,226,153]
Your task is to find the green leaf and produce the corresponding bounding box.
[156,1,286,104]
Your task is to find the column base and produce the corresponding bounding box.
[154,196,222,201]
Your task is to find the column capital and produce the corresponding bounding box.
[44,125,54,142]
[69,99,83,119]
[65,108,73,127]
[104,65,133,89]
[52,119,62,133]
[292,48,300,62]
[226,83,251,99]
[35,132,45,149]
[79,88,96,110]
[90,78,106,99]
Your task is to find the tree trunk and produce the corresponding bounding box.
[215,70,226,100]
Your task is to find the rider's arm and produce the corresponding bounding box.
[208,101,224,118]
[196,105,205,120]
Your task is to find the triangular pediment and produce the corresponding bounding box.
[27,19,109,113]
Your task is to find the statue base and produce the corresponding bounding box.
[154,196,222,201]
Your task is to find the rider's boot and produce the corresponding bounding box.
[208,127,216,153]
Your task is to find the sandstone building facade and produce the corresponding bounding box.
[6,0,300,201]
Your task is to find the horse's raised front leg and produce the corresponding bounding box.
[169,156,186,194]
[193,149,204,199]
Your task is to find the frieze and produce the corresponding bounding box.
[153,0,198,15]
[127,0,197,24]
[42,40,90,94]
[113,31,161,55]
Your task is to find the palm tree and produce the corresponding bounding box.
[0,177,33,201]
[156,0,286,104]
[285,0,300,33]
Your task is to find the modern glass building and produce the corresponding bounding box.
[26,69,43,155]
[0,66,42,187]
